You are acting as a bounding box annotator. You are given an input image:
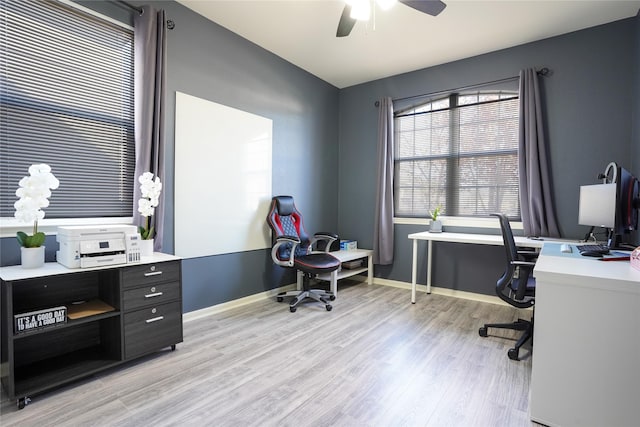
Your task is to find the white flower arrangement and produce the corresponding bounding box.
[137,172,162,240]
[14,164,60,248]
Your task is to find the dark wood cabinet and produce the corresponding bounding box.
[0,254,182,409]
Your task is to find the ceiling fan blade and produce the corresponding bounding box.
[336,4,357,37]
[399,0,447,17]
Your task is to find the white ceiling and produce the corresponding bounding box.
[176,0,640,88]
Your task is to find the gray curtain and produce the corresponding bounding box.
[373,97,395,264]
[518,68,560,237]
[134,6,167,251]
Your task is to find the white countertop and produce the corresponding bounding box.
[0,252,181,281]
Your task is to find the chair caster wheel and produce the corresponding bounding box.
[508,348,519,360]
[326,304,332,311]
[17,397,30,410]
[479,327,488,337]
[277,297,284,302]
[329,295,336,301]
[289,306,297,313]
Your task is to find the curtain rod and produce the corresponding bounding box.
[375,67,551,107]
[115,1,143,15]
[113,1,176,29]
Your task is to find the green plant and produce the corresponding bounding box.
[429,205,442,221]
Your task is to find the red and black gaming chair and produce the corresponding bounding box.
[266,195,341,312]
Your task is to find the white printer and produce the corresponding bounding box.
[56,225,141,268]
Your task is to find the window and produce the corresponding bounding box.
[0,0,135,220]
[394,90,520,219]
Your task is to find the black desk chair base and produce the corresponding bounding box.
[480,213,537,361]
[479,315,533,360]
[277,273,335,312]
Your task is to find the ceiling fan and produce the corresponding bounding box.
[336,0,447,37]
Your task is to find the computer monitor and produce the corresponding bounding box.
[609,166,640,248]
[578,183,616,229]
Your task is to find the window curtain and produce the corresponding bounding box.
[134,6,167,251]
[373,97,395,265]
[518,68,560,237]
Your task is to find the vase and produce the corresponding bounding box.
[430,220,443,233]
[140,239,154,257]
[21,246,45,269]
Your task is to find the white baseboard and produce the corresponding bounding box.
[183,278,511,322]
[183,283,296,322]
[370,277,511,307]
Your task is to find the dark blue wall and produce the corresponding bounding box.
[338,18,638,293]
[159,2,340,311]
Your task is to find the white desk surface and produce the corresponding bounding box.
[534,243,640,294]
[0,252,180,282]
[408,230,545,248]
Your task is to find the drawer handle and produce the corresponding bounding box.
[144,271,163,277]
[145,316,164,323]
[145,292,164,298]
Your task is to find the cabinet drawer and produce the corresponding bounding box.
[124,302,183,360]
[123,281,181,311]
[122,261,181,288]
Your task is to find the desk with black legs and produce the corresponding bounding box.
[407,231,544,303]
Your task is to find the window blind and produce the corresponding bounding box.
[0,0,135,218]
[394,91,520,219]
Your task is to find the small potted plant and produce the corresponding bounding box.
[14,164,59,268]
[429,205,443,233]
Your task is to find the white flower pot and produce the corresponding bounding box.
[430,220,443,233]
[140,239,154,257]
[21,246,45,269]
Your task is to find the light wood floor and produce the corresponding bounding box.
[1,279,536,426]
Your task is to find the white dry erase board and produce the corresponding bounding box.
[174,92,272,258]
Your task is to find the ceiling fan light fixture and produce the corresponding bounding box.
[349,0,371,21]
[375,0,397,11]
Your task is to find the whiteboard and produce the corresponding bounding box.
[174,92,272,258]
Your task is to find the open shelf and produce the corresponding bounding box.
[13,346,121,396]
[12,311,120,340]
[317,266,368,282]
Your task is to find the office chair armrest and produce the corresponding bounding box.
[271,236,301,268]
[311,232,338,253]
[314,232,338,240]
[277,235,301,243]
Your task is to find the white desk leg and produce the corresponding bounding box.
[426,240,432,294]
[367,254,373,285]
[331,270,338,296]
[411,239,418,303]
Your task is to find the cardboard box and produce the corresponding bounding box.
[340,240,357,251]
[342,259,363,269]
[14,306,67,334]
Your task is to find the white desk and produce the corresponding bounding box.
[407,231,543,303]
[530,243,640,426]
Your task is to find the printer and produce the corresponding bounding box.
[57,225,141,268]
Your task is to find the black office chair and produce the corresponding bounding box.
[479,213,537,360]
[266,195,341,312]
